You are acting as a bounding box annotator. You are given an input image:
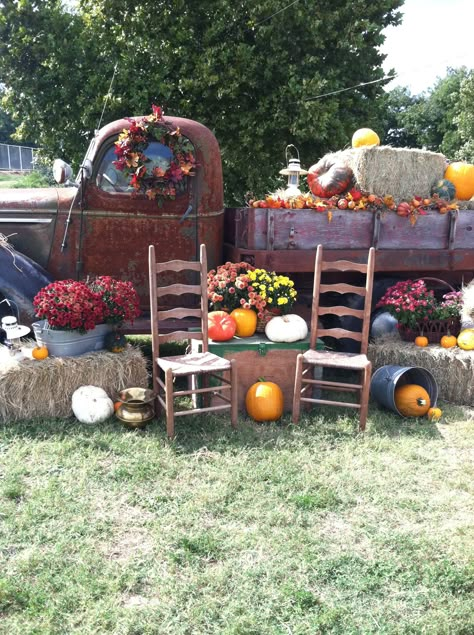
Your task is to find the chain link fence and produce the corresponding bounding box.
[0,143,36,171]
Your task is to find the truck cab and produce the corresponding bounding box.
[0,116,224,322]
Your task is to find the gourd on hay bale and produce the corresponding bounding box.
[0,345,149,422]
[368,337,474,406]
[331,145,446,202]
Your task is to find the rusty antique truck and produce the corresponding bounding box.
[0,113,473,333]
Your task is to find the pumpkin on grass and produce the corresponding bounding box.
[230,308,257,337]
[208,311,236,341]
[394,384,431,417]
[427,407,443,422]
[245,378,284,422]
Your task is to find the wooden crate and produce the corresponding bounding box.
[192,335,323,412]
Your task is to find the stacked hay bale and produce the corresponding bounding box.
[332,145,446,201]
[0,345,149,422]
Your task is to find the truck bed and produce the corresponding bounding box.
[223,207,474,277]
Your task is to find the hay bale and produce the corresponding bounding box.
[333,145,446,201]
[0,345,149,422]
[368,337,474,406]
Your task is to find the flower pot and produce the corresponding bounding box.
[32,320,114,357]
[398,318,461,343]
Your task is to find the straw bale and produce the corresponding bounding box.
[331,145,446,201]
[368,337,474,406]
[0,345,149,423]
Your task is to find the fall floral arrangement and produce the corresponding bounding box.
[113,105,196,205]
[247,189,458,224]
[207,262,297,317]
[33,278,141,333]
[376,279,462,329]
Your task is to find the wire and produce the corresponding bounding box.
[302,74,398,101]
[251,0,301,28]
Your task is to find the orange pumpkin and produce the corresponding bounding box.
[440,333,457,349]
[394,384,431,417]
[427,407,443,422]
[444,162,474,200]
[414,335,428,347]
[208,311,236,341]
[32,345,49,360]
[230,308,257,337]
[245,378,284,422]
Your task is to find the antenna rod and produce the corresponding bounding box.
[96,63,118,133]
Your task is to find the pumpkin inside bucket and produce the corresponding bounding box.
[370,365,438,416]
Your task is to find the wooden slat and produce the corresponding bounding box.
[155,259,201,273]
[318,305,364,319]
[157,283,201,296]
[174,403,231,416]
[172,384,231,397]
[321,259,368,273]
[157,307,201,320]
[301,397,361,408]
[158,331,203,343]
[317,328,363,341]
[319,283,366,295]
[302,378,362,390]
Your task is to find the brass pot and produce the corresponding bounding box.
[116,387,155,429]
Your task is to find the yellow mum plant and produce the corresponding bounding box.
[247,269,297,315]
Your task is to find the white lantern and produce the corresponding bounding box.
[1,315,30,357]
[279,145,308,196]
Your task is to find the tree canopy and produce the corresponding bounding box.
[0,0,403,204]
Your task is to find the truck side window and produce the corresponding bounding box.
[96,142,189,196]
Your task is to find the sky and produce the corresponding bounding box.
[381,0,474,94]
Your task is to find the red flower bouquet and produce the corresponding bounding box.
[33,277,141,333]
[88,276,141,326]
[33,280,105,333]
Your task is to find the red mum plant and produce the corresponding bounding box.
[33,277,141,333]
[87,276,141,326]
[33,280,105,333]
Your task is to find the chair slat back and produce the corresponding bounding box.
[310,245,375,354]
[149,244,209,358]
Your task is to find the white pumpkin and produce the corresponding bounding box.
[71,385,114,424]
[264,314,308,343]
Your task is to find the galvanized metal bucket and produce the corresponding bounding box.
[370,364,438,416]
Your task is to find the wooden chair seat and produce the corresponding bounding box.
[302,349,371,370]
[157,351,232,376]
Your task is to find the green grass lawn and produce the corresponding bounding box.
[1,401,473,634]
[0,171,50,188]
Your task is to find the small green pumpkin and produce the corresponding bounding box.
[431,178,456,201]
[104,330,127,353]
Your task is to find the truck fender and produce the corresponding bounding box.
[0,248,53,324]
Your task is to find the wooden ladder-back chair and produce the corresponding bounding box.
[149,243,238,438]
[292,245,375,431]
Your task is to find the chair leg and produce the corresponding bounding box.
[358,364,372,432]
[164,368,175,438]
[292,353,304,424]
[153,365,161,418]
[230,359,238,428]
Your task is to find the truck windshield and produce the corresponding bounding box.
[96,141,190,196]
